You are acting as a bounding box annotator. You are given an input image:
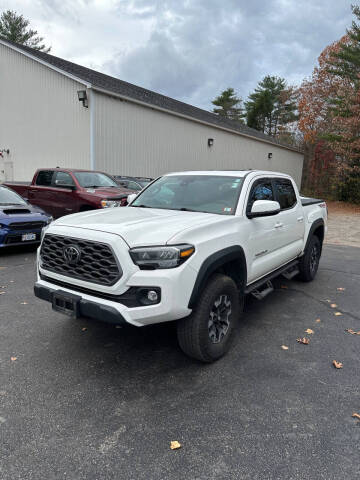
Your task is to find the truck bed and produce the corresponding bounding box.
[301,196,324,207]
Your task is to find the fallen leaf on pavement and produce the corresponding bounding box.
[81,327,87,331]
[280,285,288,289]
[345,328,360,335]
[334,312,343,316]
[170,441,181,450]
[330,303,337,308]
[10,357,17,362]
[352,413,360,420]
[305,328,314,334]
[316,318,321,323]
[297,337,310,345]
[281,345,289,350]
[20,302,28,305]
[337,287,346,291]
[333,360,343,369]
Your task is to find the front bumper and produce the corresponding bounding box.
[0,229,42,247]
[35,265,196,327]
[34,283,127,325]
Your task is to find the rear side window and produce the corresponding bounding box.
[36,170,54,186]
[274,179,297,209]
[247,179,274,212]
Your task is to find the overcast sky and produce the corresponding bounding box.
[0,0,354,110]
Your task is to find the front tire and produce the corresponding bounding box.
[177,274,241,362]
[298,235,321,282]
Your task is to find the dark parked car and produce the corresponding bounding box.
[0,185,52,248]
[113,176,153,191]
[4,168,135,218]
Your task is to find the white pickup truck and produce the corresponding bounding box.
[34,170,327,362]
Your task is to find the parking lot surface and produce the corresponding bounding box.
[1,244,360,480]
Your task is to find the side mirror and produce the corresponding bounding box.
[248,200,280,218]
[127,193,137,204]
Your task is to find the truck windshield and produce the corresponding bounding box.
[0,187,27,205]
[74,172,118,188]
[131,175,244,215]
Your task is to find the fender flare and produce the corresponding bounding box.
[188,246,247,309]
[304,218,325,252]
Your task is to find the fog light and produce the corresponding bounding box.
[147,290,158,302]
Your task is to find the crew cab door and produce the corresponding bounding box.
[51,171,78,218]
[245,177,283,283]
[272,177,305,261]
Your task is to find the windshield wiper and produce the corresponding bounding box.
[83,185,102,188]
[131,204,152,208]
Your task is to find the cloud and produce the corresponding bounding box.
[0,0,354,109]
[108,0,353,109]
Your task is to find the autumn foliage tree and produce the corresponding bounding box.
[298,5,360,202]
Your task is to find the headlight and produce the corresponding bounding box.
[101,199,122,208]
[46,216,53,225]
[130,244,195,269]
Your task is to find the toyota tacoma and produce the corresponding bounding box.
[34,170,327,362]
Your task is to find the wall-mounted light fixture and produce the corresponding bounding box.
[268,152,273,159]
[77,90,88,108]
[208,138,214,147]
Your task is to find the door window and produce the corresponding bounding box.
[53,171,75,187]
[274,179,297,210]
[247,179,274,213]
[36,170,54,186]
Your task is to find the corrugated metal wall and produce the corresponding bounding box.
[0,43,90,181]
[93,92,304,186]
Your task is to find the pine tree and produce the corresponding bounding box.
[0,10,51,52]
[245,76,297,137]
[212,88,244,122]
[328,5,360,84]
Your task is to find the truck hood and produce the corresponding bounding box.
[53,206,225,247]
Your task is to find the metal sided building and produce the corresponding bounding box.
[0,37,304,184]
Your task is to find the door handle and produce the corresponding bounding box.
[297,217,304,222]
[274,222,284,229]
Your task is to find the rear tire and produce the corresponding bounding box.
[177,274,241,362]
[298,235,321,282]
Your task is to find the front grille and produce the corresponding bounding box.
[9,221,46,230]
[40,234,122,286]
[5,233,41,244]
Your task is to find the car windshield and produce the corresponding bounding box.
[131,175,244,215]
[74,172,118,188]
[0,187,27,205]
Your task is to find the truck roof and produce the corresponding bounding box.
[34,168,111,174]
[165,170,292,178]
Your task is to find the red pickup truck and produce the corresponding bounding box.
[4,168,134,218]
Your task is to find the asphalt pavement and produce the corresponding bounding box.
[0,244,359,480]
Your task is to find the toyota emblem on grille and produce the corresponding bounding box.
[63,245,81,265]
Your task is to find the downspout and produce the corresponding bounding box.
[89,88,95,170]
